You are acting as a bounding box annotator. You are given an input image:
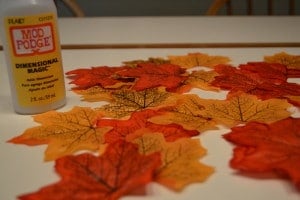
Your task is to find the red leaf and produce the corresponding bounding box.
[19,141,161,200]
[212,62,300,100]
[97,109,199,143]
[288,68,300,78]
[66,66,130,89]
[116,63,187,91]
[223,117,300,190]
[239,62,288,84]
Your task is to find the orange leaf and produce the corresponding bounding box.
[97,88,179,118]
[123,57,169,68]
[200,92,292,127]
[116,63,187,91]
[72,86,113,102]
[19,141,161,200]
[185,70,219,91]
[8,107,111,161]
[97,109,199,143]
[132,133,214,191]
[264,52,300,70]
[149,94,218,132]
[168,52,230,69]
[223,117,300,191]
[66,66,130,89]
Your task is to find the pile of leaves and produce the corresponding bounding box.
[8,52,300,199]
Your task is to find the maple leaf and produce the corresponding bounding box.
[223,117,300,191]
[264,52,300,70]
[212,63,300,101]
[149,94,218,132]
[66,66,130,89]
[8,107,111,161]
[97,88,179,118]
[97,109,199,143]
[116,63,187,91]
[200,92,292,127]
[132,133,214,191]
[285,95,300,107]
[184,70,219,91]
[168,52,230,69]
[18,141,161,200]
[72,86,113,102]
[123,57,169,68]
[239,62,288,84]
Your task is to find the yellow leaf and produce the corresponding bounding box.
[200,93,292,127]
[9,107,111,161]
[264,52,300,69]
[133,133,214,191]
[168,52,230,69]
[149,94,218,132]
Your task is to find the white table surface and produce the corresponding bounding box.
[1,16,300,200]
[1,47,300,200]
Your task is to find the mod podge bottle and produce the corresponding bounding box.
[0,0,66,114]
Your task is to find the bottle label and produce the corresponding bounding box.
[4,13,65,107]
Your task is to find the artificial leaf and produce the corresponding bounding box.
[132,133,214,191]
[8,107,111,161]
[123,57,169,68]
[168,52,230,69]
[285,95,300,107]
[264,52,300,70]
[116,63,187,91]
[19,141,161,200]
[239,62,288,84]
[184,70,219,91]
[97,88,179,118]
[97,109,199,143]
[212,64,259,91]
[66,66,130,89]
[212,63,300,101]
[200,92,292,127]
[72,86,113,102]
[223,117,300,190]
[149,94,217,132]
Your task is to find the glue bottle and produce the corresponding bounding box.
[0,0,66,114]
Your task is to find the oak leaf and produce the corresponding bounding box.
[200,92,292,127]
[8,107,111,161]
[116,63,187,91]
[97,88,179,118]
[132,133,214,191]
[97,109,199,143]
[168,52,230,69]
[223,117,300,191]
[18,141,161,200]
[149,94,217,132]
